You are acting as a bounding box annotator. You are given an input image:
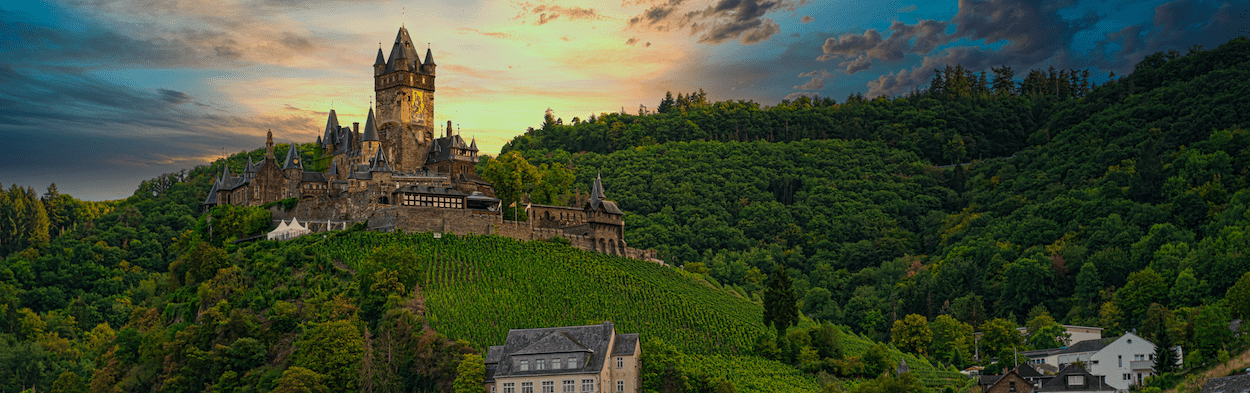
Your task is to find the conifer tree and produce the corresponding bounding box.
[763,264,798,332]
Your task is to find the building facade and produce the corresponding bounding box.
[484,322,640,393]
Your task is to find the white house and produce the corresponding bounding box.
[1088,332,1156,391]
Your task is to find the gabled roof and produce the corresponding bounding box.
[362,108,379,142]
[492,322,627,379]
[244,156,256,173]
[1056,337,1114,355]
[282,143,302,170]
[611,333,639,355]
[1017,363,1042,378]
[369,147,392,172]
[1039,364,1117,392]
[327,160,339,176]
[512,331,592,356]
[426,134,476,164]
[586,173,622,214]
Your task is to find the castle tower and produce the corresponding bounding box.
[282,143,303,198]
[375,26,435,173]
[361,107,380,160]
[265,130,275,159]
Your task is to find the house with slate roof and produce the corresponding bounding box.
[1019,332,1161,391]
[484,322,640,393]
[1038,365,1117,393]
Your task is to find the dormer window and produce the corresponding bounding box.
[568,357,577,369]
[519,360,529,371]
[552,358,562,369]
[1068,375,1085,386]
[537,359,545,370]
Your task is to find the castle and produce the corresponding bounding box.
[203,26,659,262]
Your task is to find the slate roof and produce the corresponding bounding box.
[369,147,392,172]
[1038,365,1117,392]
[323,110,340,145]
[586,174,624,215]
[301,171,327,183]
[424,47,435,66]
[610,333,638,355]
[374,47,386,65]
[327,160,339,176]
[384,26,425,74]
[426,134,477,165]
[1017,363,1042,378]
[282,144,302,170]
[1201,373,1250,393]
[361,108,379,142]
[490,322,630,379]
[513,332,592,355]
[1055,337,1115,355]
[393,185,467,196]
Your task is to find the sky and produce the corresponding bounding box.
[1,0,1247,201]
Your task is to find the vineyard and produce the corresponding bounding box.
[305,230,769,354]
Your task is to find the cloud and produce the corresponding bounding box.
[949,0,1098,65]
[1091,0,1250,72]
[158,89,194,105]
[801,15,814,23]
[515,3,609,26]
[783,91,821,101]
[818,19,948,65]
[898,5,917,12]
[839,55,871,74]
[793,68,832,90]
[628,0,800,44]
[627,36,640,45]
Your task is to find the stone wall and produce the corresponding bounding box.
[270,192,663,265]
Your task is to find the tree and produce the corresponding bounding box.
[1227,271,1250,319]
[1002,254,1053,317]
[930,315,973,367]
[295,320,365,392]
[890,314,931,355]
[1117,268,1168,327]
[1193,302,1232,357]
[273,367,329,393]
[49,371,87,393]
[454,353,485,393]
[1024,313,1069,350]
[1075,262,1103,304]
[763,264,798,332]
[1151,317,1178,375]
[979,318,1022,360]
[1170,268,1202,307]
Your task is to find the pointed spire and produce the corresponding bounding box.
[591,172,606,200]
[283,143,302,170]
[316,135,323,147]
[324,109,340,137]
[221,161,233,184]
[375,47,385,65]
[469,137,478,151]
[424,46,436,65]
[245,155,256,174]
[327,159,339,176]
[369,146,392,172]
[362,108,379,142]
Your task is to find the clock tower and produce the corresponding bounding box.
[374,26,437,172]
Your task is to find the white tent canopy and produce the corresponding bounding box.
[268,218,310,241]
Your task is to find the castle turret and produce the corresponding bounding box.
[361,107,380,157]
[282,143,303,199]
[374,47,386,76]
[423,46,436,75]
[265,130,275,159]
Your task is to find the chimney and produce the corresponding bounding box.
[353,122,360,133]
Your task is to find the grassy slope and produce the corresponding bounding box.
[296,230,968,392]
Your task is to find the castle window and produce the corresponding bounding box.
[617,381,624,393]
[616,357,623,369]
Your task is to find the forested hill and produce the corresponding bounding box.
[494,37,1250,377]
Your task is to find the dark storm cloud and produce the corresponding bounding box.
[949,0,1098,64]
[866,46,999,97]
[1093,0,1250,72]
[627,0,800,44]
